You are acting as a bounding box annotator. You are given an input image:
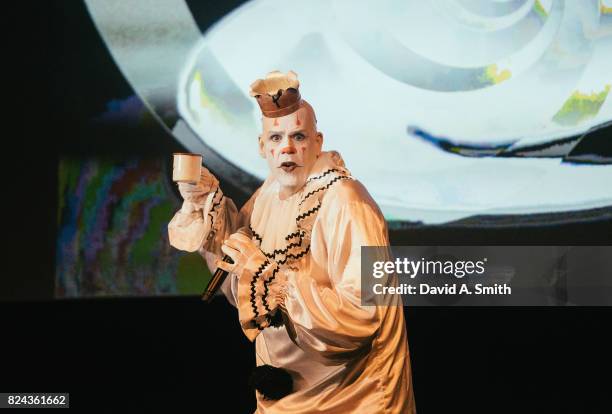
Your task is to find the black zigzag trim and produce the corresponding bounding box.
[206,188,218,222]
[250,259,269,330]
[207,189,223,226]
[247,171,349,287]
[249,225,305,260]
[263,240,304,259]
[250,224,263,244]
[262,263,279,313]
[276,244,310,266]
[252,203,319,263]
[306,168,339,183]
[285,230,302,241]
[299,175,350,206]
[296,203,322,222]
[259,173,349,260]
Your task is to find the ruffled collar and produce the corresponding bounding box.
[250,151,353,268]
[305,150,351,182]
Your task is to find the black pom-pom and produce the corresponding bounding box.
[250,364,293,400]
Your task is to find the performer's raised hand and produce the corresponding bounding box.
[177,167,218,210]
[218,231,268,278]
[219,229,288,338]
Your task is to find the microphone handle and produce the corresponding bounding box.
[201,255,234,303]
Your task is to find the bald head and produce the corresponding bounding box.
[258,99,324,199]
[297,100,317,125]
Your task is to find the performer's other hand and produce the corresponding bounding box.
[218,231,268,278]
[177,167,218,205]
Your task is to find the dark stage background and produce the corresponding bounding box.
[2,1,611,412]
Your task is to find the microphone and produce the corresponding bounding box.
[201,226,253,303]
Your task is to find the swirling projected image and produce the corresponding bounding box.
[56,1,611,298]
[178,1,612,224]
[86,0,612,225]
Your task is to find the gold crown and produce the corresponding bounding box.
[250,70,302,118]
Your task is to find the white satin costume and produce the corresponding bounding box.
[168,151,416,413]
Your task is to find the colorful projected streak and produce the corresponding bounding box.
[56,157,211,297]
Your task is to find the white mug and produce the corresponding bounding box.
[172,153,202,184]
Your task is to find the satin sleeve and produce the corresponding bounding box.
[282,183,390,362]
[168,186,259,306]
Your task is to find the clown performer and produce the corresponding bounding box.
[168,71,416,413]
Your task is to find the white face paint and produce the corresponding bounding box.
[259,104,323,200]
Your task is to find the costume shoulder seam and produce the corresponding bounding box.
[322,176,367,199]
[299,174,353,206]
